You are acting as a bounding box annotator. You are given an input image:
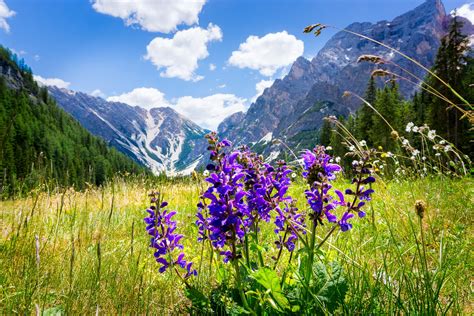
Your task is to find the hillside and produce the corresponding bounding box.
[0,47,147,196]
[219,0,473,155]
[48,87,208,175]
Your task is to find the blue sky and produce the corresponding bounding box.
[0,0,471,129]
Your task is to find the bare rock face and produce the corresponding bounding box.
[48,86,208,175]
[218,0,467,156]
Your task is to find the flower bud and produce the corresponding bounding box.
[391,131,399,140]
[415,200,426,219]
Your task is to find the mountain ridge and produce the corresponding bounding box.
[48,86,208,175]
[218,0,470,156]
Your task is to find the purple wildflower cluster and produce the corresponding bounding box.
[144,192,196,278]
[145,132,376,285]
[302,146,375,231]
[334,157,375,231]
[196,132,301,262]
[302,147,342,226]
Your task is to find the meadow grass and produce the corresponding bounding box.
[0,176,472,314]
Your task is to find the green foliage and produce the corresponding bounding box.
[0,46,148,197]
[250,267,290,312]
[424,16,471,151]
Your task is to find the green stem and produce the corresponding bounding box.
[231,237,255,315]
[273,227,289,270]
[419,216,433,312]
[315,224,337,252]
[244,233,251,268]
[304,219,317,300]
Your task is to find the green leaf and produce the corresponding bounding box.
[311,261,348,313]
[250,268,290,311]
[185,286,211,311]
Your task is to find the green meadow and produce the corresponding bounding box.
[1,176,472,314]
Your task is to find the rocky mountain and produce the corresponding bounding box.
[44,0,472,175]
[0,46,146,194]
[219,0,471,155]
[48,87,208,175]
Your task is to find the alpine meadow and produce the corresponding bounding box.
[0,0,473,315]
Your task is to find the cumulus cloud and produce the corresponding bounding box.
[228,31,304,76]
[175,94,247,130]
[145,23,223,81]
[209,63,216,71]
[91,89,106,98]
[453,3,474,24]
[252,79,274,102]
[108,87,246,130]
[91,0,206,33]
[0,1,15,33]
[107,87,170,109]
[34,75,70,89]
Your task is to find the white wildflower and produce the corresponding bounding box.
[427,130,436,140]
[412,126,419,133]
[435,153,441,157]
[405,122,414,132]
[291,172,297,178]
[326,146,333,150]
[352,160,359,167]
[444,145,452,152]
[439,140,446,145]
[387,151,393,157]
[349,145,355,151]
[203,170,210,176]
[402,139,409,146]
[359,140,367,146]
[412,149,420,156]
[422,156,426,161]
[335,157,341,163]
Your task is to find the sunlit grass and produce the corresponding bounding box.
[0,176,472,314]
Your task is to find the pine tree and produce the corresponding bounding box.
[370,84,401,152]
[319,118,332,146]
[425,15,470,148]
[355,77,377,142]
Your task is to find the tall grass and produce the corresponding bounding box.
[0,176,472,314]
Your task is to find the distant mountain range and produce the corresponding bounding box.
[44,0,472,174]
[48,87,208,175]
[218,0,472,155]
[0,47,145,193]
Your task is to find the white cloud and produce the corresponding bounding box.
[209,63,216,71]
[91,89,106,98]
[33,75,70,89]
[252,79,274,102]
[453,3,474,24]
[0,0,15,33]
[108,87,247,130]
[217,83,226,88]
[91,0,206,33]
[175,94,247,130]
[228,31,304,76]
[107,87,170,109]
[145,23,223,81]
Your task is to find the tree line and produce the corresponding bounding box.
[0,46,148,197]
[321,17,473,162]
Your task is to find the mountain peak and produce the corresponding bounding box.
[288,56,310,79]
[393,0,446,24]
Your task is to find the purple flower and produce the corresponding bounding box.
[144,192,196,278]
[302,146,341,225]
[335,153,376,232]
[339,212,354,232]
